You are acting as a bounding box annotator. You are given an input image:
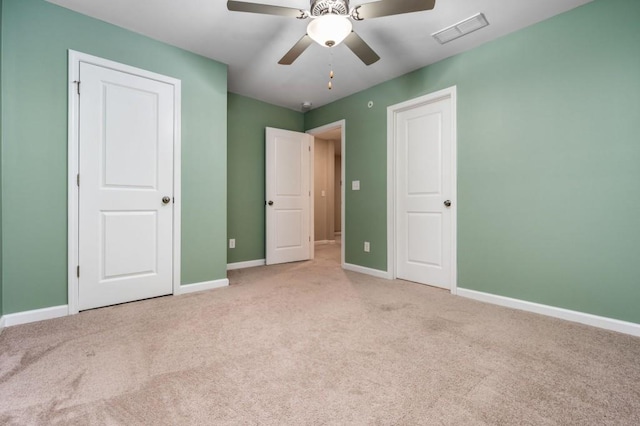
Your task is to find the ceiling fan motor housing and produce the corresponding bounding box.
[311,0,349,16]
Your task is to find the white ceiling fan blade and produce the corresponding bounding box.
[351,0,436,21]
[344,32,380,65]
[227,1,307,19]
[278,35,314,65]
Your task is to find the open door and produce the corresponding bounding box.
[265,127,313,265]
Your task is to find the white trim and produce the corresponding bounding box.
[457,288,640,337]
[309,135,315,261]
[344,263,390,279]
[3,305,69,327]
[0,316,5,333]
[172,75,183,299]
[307,120,346,268]
[314,240,336,245]
[177,279,229,295]
[387,86,458,293]
[67,50,182,314]
[68,51,80,315]
[227,259,266,270]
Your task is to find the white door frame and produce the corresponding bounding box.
[307,120,346,267]
[67,50,182,314]
[386,87,457,294]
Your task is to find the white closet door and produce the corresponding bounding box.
[396,96,453,289]
[78,62,175,310]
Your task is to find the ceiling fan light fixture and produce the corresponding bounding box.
[307,15,352,47]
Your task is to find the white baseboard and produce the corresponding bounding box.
[2,279,231,327]
[314,240,335,245]
[3,305,69,327]
[457,288,640,338]
[343,263,391,279]
[178,278,229,295]
[0,315,5,334]
[227,259,266,270]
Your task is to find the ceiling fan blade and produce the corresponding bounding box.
[278,35,314,65]
[344,32,380,65]
[227,1,306,18]
[351,0,436,20]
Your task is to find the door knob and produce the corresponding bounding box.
[444,200,452,207]
[162,196,171,205]
[268,200,274,206]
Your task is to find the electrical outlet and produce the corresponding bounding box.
[352,180,360,190]
[229,239,235,249]
[364,241,370,252]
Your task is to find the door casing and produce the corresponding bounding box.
[67,50,182,314]
[386,87,458,294]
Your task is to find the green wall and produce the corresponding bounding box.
[305,0,640,323]
[227,93,304,264]
[1,0,228,314]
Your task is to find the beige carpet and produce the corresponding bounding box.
[1,244,639,425]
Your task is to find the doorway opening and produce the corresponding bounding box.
[307,120,345,267]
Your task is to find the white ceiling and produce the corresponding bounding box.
[47,0,593,111]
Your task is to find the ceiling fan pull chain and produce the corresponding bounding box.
[328,50,334,90]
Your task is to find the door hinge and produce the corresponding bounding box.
[308,146,311,151]
[74,80,80,95]
[309,236,311,242]
[77,174,80,187]
[77,265,80,278]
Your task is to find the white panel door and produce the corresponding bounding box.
[266,127,312,265]
[78,62,174,310]
[396,97,453,289]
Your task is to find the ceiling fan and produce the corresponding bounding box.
[227,0,437,66]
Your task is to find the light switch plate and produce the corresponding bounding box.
[352,180,360,190]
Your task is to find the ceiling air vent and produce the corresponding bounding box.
[432,13,489,45]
